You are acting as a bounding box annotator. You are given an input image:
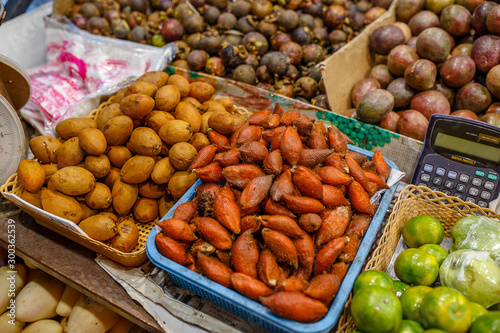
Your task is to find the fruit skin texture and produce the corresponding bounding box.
[469,311,500,333]
[402,215,444,248]
[351,285,403,333]
[420,286,472,333]
[353,270,394,294]
[394,248,439,286]
[400,285,433,321]
[259,291,328,323]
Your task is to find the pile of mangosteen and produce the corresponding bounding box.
[70,0,393,107]
[349,0,500,140]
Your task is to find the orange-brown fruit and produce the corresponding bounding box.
[262,126,287,142]
[294,233,316,278]
[237,124,262,145]
[240,215,261,233]
[339,234,361,262]
[194,163,224,183]
[259,215,305,238]
[247,110,272,125]
[330,262,348,281]
[282,194,325,214]
[263,149,283,175]
[239,175,274,210]
[188,144,217,171]
[213,148,241,167]
[281,127,303,166]
[316,166,353,186]
[157,218,198,243]
[307,131,328,149]
[239,141,269,164]
[230,273,273,301]
[191,239,216,256]
[222,164,265,189]
[263,114,281,129]
[193,217,233,250]
[258,249,281,288]
[273,102,285,116]
[270,131,285,151]
[279,277,310,292]
[345,154,372,193]
[261,228,298,268]
[216,250,232,268]
[372,150,390,181]
[260,291,328,323]
[364,170,389,189]
[280,110,301,125]
[298,149,334,167]
[172,201,198,222]
[324,153,349,172]
[327,126,348,153]
[348,180,377,215]
[345,213,372,238]
[292,165,323,200]
[269,169,295,202]
[264,198,296,219]
[314,236,348,276]
[155,233,191,265]
[304,273,341,304]
[218,183,235,201]
[316,206,352,246]
[214,192,241,234]
[207,129,230,152]
[231,229,259,278]
[298,213,322,233]
[293,115,315,136]
[322,185,350,208]
[197,252,233,288]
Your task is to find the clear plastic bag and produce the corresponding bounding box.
[23,15,177,136]
[440,249,500,308]
[450,215,500,265]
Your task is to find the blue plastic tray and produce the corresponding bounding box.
[147,145,400,333]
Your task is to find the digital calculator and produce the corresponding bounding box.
[411,114,500,209]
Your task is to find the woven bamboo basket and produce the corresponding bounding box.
[335,184,500,333]
[1,90,255,266]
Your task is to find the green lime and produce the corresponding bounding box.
[402,215,444,248]
[351,286,403,333]
[420,286,472,333]
[394,249,439,286]
[394,280,410,297]
[353,270,395,294]
[418,244,448,266]
[469,311,500,333]
[400,286,433,321]
[394,319,424,333]
[469,302,488,324]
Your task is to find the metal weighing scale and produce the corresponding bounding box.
[0,51,32,217]
[412,114,500,210]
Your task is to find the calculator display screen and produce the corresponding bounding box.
[434,133,500,163]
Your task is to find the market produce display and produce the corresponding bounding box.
[349,0,500,140]
[66,0,393,107]
[0,262,135,333]
[153,103,394,323]
[350,213,500,333]
[14,71,244,252]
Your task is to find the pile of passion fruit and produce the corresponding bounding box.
[348,0,500,140]
[70,0,392,108]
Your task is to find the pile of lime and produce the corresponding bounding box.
[350,214,500,333]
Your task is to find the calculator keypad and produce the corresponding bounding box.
[417,163,498,205]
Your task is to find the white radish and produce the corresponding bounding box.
[67,295,120,333]
[21,319,63,333]
[0,311,25,333]
[0,264,27,313]
[15,274,65,322]
[55,285,81,317]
